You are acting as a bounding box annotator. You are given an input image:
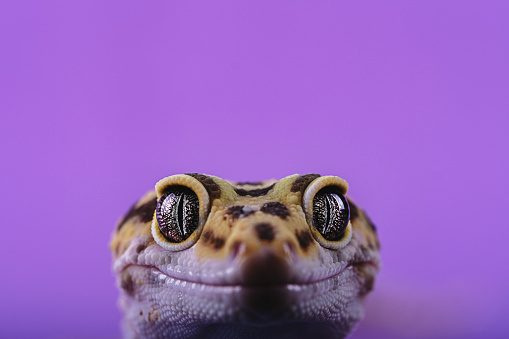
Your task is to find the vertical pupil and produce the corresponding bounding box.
[324,193,331,233]
[176,192,185,235]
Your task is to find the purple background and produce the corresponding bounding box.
[1,1,508,338]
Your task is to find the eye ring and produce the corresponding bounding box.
[151,174,210,251]
[303,176,353,250]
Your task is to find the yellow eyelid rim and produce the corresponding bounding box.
[151,174,210,251]
[303,176,352,250]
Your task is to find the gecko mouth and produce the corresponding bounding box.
[120,259,377,324]
[120,252,378,290]
[121,258,377,293]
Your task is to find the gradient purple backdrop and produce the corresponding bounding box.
[1,1,508,338]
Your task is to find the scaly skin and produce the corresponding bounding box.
[111,173,380,339]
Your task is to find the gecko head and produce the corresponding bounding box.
[111,173,381,338]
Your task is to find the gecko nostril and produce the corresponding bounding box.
[282,241,297,261]
[230,241,246,260]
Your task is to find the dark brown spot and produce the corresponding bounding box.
[214,238,225,249]
[235,181,265,186]
[185,173,221,200]
[364,212,377,232]
[117,197,157,231]
[120,271,134,296]
[365,215,380,249]
[202,230,225,250]
[354,262,376,296]
[137,198,157,222]
[359,245,370,257]
[136,243,147,253]
[364,274,375,293]
[114,243,121,257]
[295,230,313,250]
[347,198,359,222]
[226,205,244,219]
[290,174,320,193]
[255,223,275,242]
[225,205,255,219]
[260,202,290,219]
[140,311,143,316]
[346,200,379,249]
[202,230,211,240]
[234,183,275,197]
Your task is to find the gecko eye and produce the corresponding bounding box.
[156,186,200,243]
[312,187,350,241]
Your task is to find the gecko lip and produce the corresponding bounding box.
[123,259,375,289]
[120,253,379,290]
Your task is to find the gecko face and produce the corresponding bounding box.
[111,173,380,339]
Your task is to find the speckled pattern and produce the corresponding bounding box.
[110,174,380,339]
